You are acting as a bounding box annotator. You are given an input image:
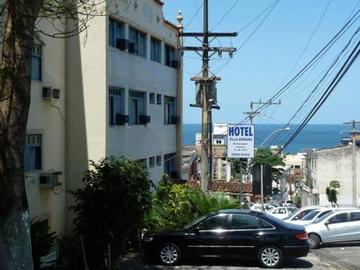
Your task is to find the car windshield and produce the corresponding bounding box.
[284,209,300,220]
[183,214,208,230]
[313,211,334,223]
[302,210,320,220]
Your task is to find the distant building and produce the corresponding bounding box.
[305,145,360,207]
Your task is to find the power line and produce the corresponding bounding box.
[215,0,280,73]
[269,27,360,145]
[211,0,240,31]
[280,0,332,83]
[239,8,360,125]
[276,40,360,155]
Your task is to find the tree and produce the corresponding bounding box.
[326,180,340,207]
[0,1,105,269]
[72,157,152,268]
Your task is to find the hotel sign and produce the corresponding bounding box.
[227,124,255,158]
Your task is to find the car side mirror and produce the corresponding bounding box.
[294,216,299,220]
[193,226,200,234]
[325,220,330,226]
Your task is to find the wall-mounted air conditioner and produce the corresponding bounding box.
[115,114,129,125]
[42,87,60,100]
[171,60,180,69]
[39,171,62,189]
[128,42,136,54]
[139,115,150,125]
[170,116,180,125]
[116,38,128,51]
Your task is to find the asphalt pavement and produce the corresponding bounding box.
[116,250,340,270]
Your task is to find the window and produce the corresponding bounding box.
[156,94,162,105]
[199,214,228,230]
[149,157,155,168]
[329,213,348,224]
[128,90,146,125]
[164,153,176,176]
[150,37,161,63]
[165,44,176,67]
[149,93,155,104]
[25,134,42,171]
[164,96,177,125]
[31,45,42,81]
[230,214,260,229]
[109,87,125,125]
[129,27,147,57]
[350,212,360,221]
[156,155,161,166]
[109,18,125,47]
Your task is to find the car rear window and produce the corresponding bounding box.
[350,212,360,221]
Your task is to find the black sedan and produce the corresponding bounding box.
[142,209,310,268]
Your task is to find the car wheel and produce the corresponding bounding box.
[158,243,181,265]
[309,234,321,249]
[257,245,283,268]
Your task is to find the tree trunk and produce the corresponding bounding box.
[0,1,42,269]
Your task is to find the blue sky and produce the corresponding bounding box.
[162,0,360,125]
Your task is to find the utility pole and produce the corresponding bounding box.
[179,0,237,193]
[344,120,360,207]
[244,99,281,125]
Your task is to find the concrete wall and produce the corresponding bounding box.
[311,146,360,207]
[26,20,66,234]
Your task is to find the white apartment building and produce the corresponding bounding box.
[23,0,182,235]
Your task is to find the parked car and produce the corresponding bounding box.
[284,200,296,207]
[288,208,335,225]
[267,207,298,219]
[284,206,320,222]
[250,203,275,212]
[142,209,310,268]
[305,209,360,248]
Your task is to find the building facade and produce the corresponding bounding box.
[23,0,182,235]
[306,145,360,207]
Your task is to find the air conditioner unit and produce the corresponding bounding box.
[139,115,150,125]
[171,60,180,69]
[39,171,62,189]
[170,116,180,125]
[116,38,128,50]
[52,88,60,99]
[42,87,60,100]
[42,87,52,99]
[128,42,136,53]
[115,114,129,125]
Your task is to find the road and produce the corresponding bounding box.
[117,250,339,270]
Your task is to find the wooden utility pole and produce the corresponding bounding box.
[179,0,237,192]
[344,120,360,207]
[244,99,281,125]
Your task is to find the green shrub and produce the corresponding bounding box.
[71,157,152,268]
[145,177,238,233]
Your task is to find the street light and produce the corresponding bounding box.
[259,126,291,148]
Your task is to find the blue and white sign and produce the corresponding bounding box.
[227,124,255,158]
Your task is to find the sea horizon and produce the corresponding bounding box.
[183,123,348,154]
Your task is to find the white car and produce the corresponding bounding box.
[305,209,360,248]
[284,206,320,223]
[288,208,335,225]
[267,206,298,219]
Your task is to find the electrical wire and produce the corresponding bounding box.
[215,0,280,74]
[280,0,332,84]
[276,40,360,155]
[268,27,360,145]
[211,0,240,31]
[184,1,203,29]
[238,8,360,125]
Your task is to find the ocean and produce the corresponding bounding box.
[183,124,346,154]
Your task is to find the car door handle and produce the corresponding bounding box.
[256,235,262,239]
